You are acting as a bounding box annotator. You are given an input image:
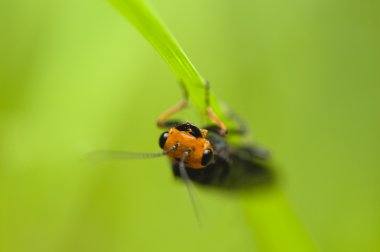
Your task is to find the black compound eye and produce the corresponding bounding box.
[159,131,169,149]
[201,149,213,166]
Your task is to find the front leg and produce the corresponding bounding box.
[156,82,188,128]
[204,81,227,136]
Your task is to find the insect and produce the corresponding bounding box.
[90,81,273,190]
[89,81,273,222]
[160,122,272,189]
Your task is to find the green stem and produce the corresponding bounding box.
[109,0,226,123]
[241,187,317,252]
[109,1,317,251]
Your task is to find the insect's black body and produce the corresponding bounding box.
[171,124,273,189]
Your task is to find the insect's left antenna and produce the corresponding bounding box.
[87,144,178,162]
[179,150,202,226]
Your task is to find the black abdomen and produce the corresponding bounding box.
[171,146,274,190]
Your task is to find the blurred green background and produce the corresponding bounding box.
[1,0,379,251]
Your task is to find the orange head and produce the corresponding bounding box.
[159,123,214,169]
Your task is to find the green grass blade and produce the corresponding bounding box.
[109,1,317,252]
[109,0,226,123]
[242,187,317,252]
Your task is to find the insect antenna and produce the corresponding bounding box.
[87,144,178,162]
[179,150,202,226]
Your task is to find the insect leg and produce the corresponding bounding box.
[224,110,248,136]
[157,82,188,128]
[204,81,227,136]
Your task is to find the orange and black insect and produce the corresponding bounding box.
[90,81,272,189]
[161,123,272,188]
[89,81,273,222]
